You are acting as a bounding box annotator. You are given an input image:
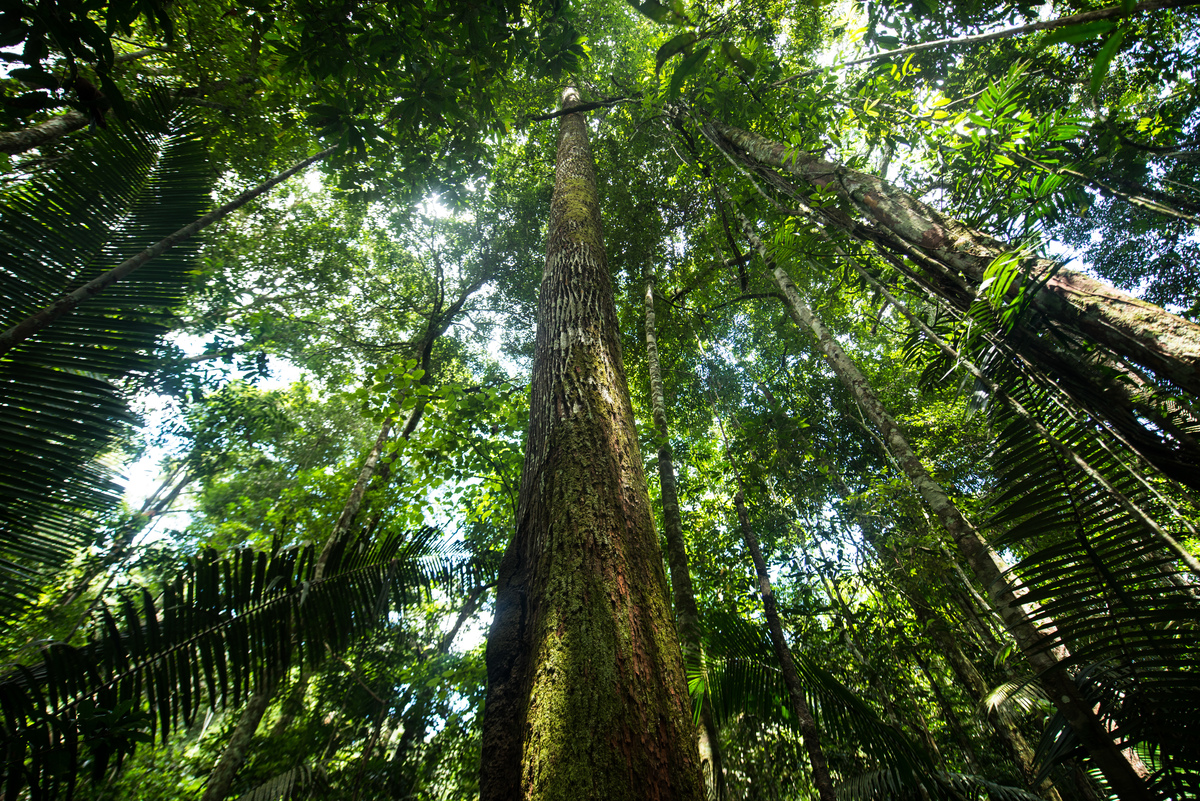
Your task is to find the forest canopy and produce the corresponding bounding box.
[1,0,1198,799]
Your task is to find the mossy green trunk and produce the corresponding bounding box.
[480,88,705,801]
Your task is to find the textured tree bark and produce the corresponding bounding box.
[708,118,1200,399]
[201,686,273,801]
[729,207,1156,801]
[645,277,726,800]
[733,491,838,801]
[479,87,704,801]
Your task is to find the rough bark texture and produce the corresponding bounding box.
[201,687,272,801]
[709,119,1200,399]
[645,277,726,799]
[480,88,704,801]
[733,491,838,801]
[731,210,1156,801]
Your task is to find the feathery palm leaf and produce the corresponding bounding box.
[0,94,212,613]
[898,270,1200,794]
[839,769,1043,801]
[234,765,328,801]
[690,610,961,797]
[0,526,488,800]
[985,385,1200,795]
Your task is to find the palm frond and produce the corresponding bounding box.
[984,677,1051,719]
[692,610,947,796]
[979,344,1200,795]
[0,92,212,613]
[892,259,1200,794]
[0,526,481,800]
[839,769,1043,801]
[234,765,328,801]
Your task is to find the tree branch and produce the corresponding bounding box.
[773,0,1200,87]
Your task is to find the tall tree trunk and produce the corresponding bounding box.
[759,385,1064,799]
[201,685,274,801]
[727,204,1155,801]
[645,276,726,799]
[706,118,1200,400]
[480,87,704,801]
[733,491,839,801]
[0,147,337,358]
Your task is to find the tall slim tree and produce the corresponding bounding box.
[644,274,725,799]
[723,195,1156,801]
[480,87,705,801]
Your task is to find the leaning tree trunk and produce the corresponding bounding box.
[726,203,1156,801]
[706,118,1200,400]
[479,87,705,801]
[0,146,337,358]
[201,685,274,801]
[733,491,838,801]
[760,386,1062,799]
[645,275,725,799]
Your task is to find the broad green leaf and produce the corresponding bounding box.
[656,32,697,75]
[667,45,710,98]
[1091,29,1126,95]
[630,0,678,24]
[720,40,756,77]
[1041,19,1116,46]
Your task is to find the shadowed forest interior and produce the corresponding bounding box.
[1,0,1199,799]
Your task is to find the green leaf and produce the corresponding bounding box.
[1041,19,1116,46]
[1091,29,1126,95]
[720,41,756,77]
[656,32,697,75]
[631,0,675,23]
[666,45,709,98]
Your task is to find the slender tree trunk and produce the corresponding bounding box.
[759,386,1064,798]
[201,685,274,801]
[313,418,394,580]
[480,87,704,801]
[0,147,337,358]
[645,276,726,799]
[707,118,1200,399]
[733,491,838,801]
[727,205,1155,801]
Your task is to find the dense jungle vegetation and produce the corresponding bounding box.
[1,0,1199,798]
